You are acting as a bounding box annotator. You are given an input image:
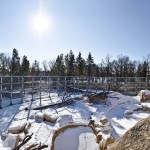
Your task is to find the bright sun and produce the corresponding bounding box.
[33,14,49,33]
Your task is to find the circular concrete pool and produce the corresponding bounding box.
[54,126,98,150]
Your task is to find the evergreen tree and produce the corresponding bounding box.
[11,48,20,75]
[21,55,30,75]
[86,52,94,77]
[65,54,69,75]
[31,60,40,75]
[141,61,148,77]
[76,52,85,76]
[54,54,65,76]
[67,50,75,76]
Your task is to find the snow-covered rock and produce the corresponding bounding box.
[101,125,111,133]
[100,117,108,125]
[35,112,44,121]
[8,122,27,134]
[44,112,58,123]
[3,134,20,149]
[58,115,73,127]
[138,90,150,102]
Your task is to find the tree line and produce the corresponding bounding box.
[0,48,150,77]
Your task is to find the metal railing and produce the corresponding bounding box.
[0,76,149,108]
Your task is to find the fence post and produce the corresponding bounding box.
[48,76,52,102]
[21,76,24,103]
[32,76,34,101]
[57,76,59,92]
[77,76,79,94]
[146,76,148,89]
[10,76,13,105]
[40,74,42,105]
[135,76,137,94]
[125,76,127,95]
[65,76,66,92]
[0,76,2,109]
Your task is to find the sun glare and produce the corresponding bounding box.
[33,14,49,33]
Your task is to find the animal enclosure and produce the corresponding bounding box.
[0,75,150,108]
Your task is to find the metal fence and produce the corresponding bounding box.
[0,76,149,108]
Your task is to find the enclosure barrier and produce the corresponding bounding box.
[0,75,150,108]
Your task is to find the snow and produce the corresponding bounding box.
[54,126,98,150]
[0,91,149,149]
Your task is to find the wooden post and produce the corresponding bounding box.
[57,76,59,92]
[10,76,13,105]
[73,76,75,94]
[21,76,24,103]
[31,76,34,101]
[125,77,127,95]
[87,77,89,93]
[0,76,2,109]
[65,76,66,92]
[146,76,148,89]
[77,76,79,94]
[48,76,52,102]
[95,77,97,92]
[135,76,138,94]
[39,75,42,105]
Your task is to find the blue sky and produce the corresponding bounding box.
[0,0,150,64]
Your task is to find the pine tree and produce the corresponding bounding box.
[86,52,94,77]
[54,54,65,76]
[11,48,20,75]
[31,60,40,75]
[76,52,85,76]
[21,55,30,75]
[141,61,148,77]
[66,50,75,76]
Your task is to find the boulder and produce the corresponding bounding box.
[35,112,44,122]
[24,122,31,134]
[100,117,108,125]
[95,127,101,134]
[101,125,110,133]
[96,133,102,143]
[142,106,150,111]
[109,115,150,150]
[88,119,95,127]
[8,122,27,134]
[4,133,20,149]
[106,134,115,145]
[138,90,150,102]
[99,139,107,150]
[58,115,73,127]
[94,121,103,128]
[44,113,58,123]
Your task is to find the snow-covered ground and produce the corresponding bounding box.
[0,91,149,150]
